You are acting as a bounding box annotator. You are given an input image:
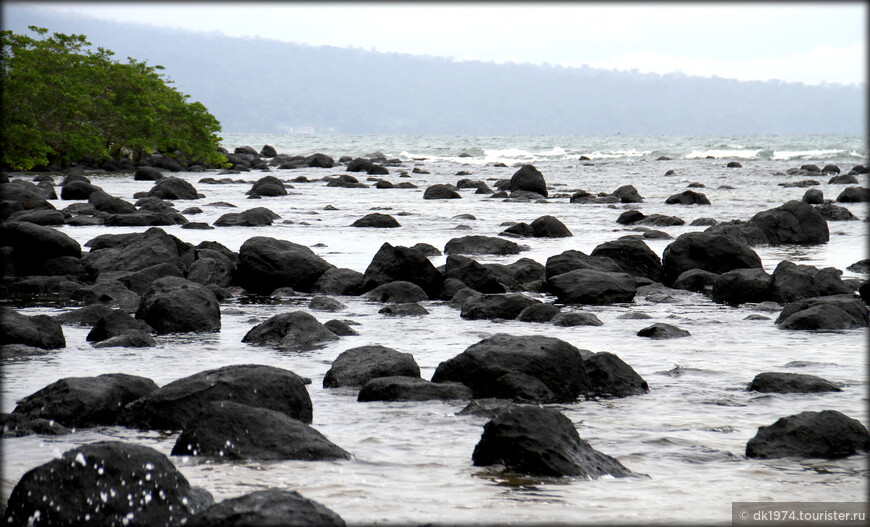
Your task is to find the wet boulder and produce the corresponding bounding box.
[590,237,664,283]
[236,236,335,294]
[186,256,235,288]
[81,227,188,277]
[444,235,524,256]
[638,213,685,226]
[617,210,646,225]
[509,164,548,197]
[60,179,102,200]
[552,311,603,326]
[248,306,341,345]
[363,280,428,303]
[747,372,842,394]
[134,166,164,181]
[136,276,221,334]
[323,345,420,388]
[746,410,870,459]
[527,215,572,237]
[308,296,346,312]
[746,200,829,245]
[637,322,690,339]
[86,310,154,342]
[184,489,346,527]
[0,306,66,349]
[836,186,870,203]
[360,242,443,297]
[802,188,824,204]
[828,174,859,184]
[6,208,65,225]
[423,184,461,199]
[1,221,81,271]
[444,255,506,293]
[672,268,719,293]
[516,303,561,323]
[0,413,71,437]
[312,267,364,295]
[53,304,115,326]
[581,352,649,398]
[612,184,643,203]
[661,231,762,285]
[544,250,623,281]
[432,334,591,403]
[351,212,401,228]
[213,207,280,227]
[171,401,349,461]
[471,406,633,478]
[665,190,711,205]
[547,269,637,305]
[246,175,287,197]
[378,302,429,316]
[12,373,158,428]
[92,330,157,348]
[323,319,359,336]
[146,176,200,199]
[775,294,869,330]
[120,364,313,430]
[358,376,472,402]
[814,202,857,221]
[460,293,541,320]
[711,268,773,306]
[771,261,851,304]
[305,152,334,168]
[3,441,213,526]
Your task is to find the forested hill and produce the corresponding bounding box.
[4,6,866,135]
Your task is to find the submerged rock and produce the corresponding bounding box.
[746,410,870,459]
[747,372,842,394]
[637,323,690,339]
[775,294,869,330]
[472,406,633,478]
[444,235,524,256]
[242,311,339,351]
[358,376,472,402]
[172,400,350,460]
[184,489,346,527]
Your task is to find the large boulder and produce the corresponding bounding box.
[363,280,428,303]
[471,406,633,478]
[236,237,335,294]
[0,221,81,270]
[86,310,154,342]
[590,237,664,283]
[423,184,462,199]
[351,212,401,228]
[89,190,137,214]
[665,190,711,205]
[81,227,188,278]
[213,207,280,227]
[771,261,852,304]
[360,242,443,297]
[544,250,623,281]
[528,215,572,237]
[136,276,221,334]
[748,200,829,245]
[444,255,506,293]
[323,345,421,388]
[3,441,213,526]
[0,306,66,349]
[146,177,200,199]
[1,180,55,220]
[636,323,690,340]
[171,401,349,461]
[312,267,364,296]
[431,334,590,403]
[661,231,762,285]
[12,373,158,427]
[546,269,637,305]
[836,186,870,202]
[747,372,842,394]
[444,235,523,256]
[711,268,773,306]
[306,152,335,168]
[581,352,649,397]
[246,175,287,197]
[460,293,541,320]
[774,294,869,330]
[612,184,643,203]
[242,311,339,351]
[184,490,346,527]
[746,410,870,459]
[119,364,313,430]
[60,179,102,200]
[357,376,472,402]
[509,164,548,197]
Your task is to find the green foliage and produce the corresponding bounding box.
[1,26,226,170]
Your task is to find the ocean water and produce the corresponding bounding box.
[1,134,868,525]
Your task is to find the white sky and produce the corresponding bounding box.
[8,1,868,85]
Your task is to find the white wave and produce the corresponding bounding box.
[584,150,652,159]
[771,149,846,160]
[685,149,761,159]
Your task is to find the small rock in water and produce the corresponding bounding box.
[637,322,691,339]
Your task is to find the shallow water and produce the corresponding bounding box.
[2,134,868,524]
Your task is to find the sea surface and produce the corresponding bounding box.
[2,133,868,525]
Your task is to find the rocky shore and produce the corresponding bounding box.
[2,145,868,524]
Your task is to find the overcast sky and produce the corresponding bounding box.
[8,1,867,85]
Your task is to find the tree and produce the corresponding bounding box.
[0,26,226,170]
